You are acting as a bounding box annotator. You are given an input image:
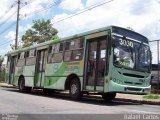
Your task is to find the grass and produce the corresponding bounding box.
[143,94,160,99]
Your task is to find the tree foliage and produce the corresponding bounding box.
[0,56,4,72]
[22,19,58,47]
[0,56,4,65]
[0,55,5,81]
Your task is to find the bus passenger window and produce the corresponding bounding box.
[59,43,64,52]
[25,51,29,58]
[25,50,36,66]
[64,51,72,61]
[65,42,70,50]
[29,49,35,57]
[48,43,63,63]
[48,54,52,63]
[17,52,25,67]
[72,49,83,61]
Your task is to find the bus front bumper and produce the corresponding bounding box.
[108,81,151,94]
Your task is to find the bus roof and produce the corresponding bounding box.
[7,25,148,56]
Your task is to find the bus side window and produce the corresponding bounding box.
[64,51,72,61]
[17,52,25,67]
[48,46,52,63]
[64,41,71,61]
[64,38,84,61]
[48,43,64,63]
[25,51,29,58]
[26,50,36,66]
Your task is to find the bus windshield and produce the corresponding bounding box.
[113,36,151,72]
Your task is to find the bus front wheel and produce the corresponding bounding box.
[69,78,82,100]
[102,93,116,101]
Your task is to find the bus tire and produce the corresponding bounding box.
[69,78,82,100]
[102,93,116,101]
[19,77,31,93]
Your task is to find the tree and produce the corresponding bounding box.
[10,43,22,50]
[0,56,5,82]
[0,56,4,73]
[22,19,58,47]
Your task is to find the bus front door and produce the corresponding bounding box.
[35,49,47,88]
[84,37,107,91]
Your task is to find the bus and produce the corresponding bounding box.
[5,26,151,101]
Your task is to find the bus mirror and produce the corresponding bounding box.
[114,48,119,57]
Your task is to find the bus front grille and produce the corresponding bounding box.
[123,73,145,78]
[125,87,142,91]
[124,81,143,86]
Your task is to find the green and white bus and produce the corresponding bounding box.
[5,26,151,101]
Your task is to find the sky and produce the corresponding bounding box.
[0,0,159,64]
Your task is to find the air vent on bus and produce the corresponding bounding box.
[124,81,133,84]
[123,73,145,78]
[124,81,143,86]
[134,82,143,85]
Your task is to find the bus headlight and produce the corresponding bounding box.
[144,88,151,93]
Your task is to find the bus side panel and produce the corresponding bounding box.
[44,61,84,90]
[44,62,66,89]
[14,66,24,86]
[23,65,35,87]
[63,61,84,90]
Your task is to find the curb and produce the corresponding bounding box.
[115,98,160,105]
[0,84,15,88]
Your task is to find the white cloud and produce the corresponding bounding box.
[0,0,54,22]
[0,0,17,22]
[60,0,84,11]
[4,31,21,46]
[52,0,160,39]
[19,24,32,33]
[5,31,16,41]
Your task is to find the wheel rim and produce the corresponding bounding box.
[70,84,78,95]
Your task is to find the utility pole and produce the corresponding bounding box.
[15,0,20,50]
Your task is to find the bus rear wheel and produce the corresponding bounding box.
[102,93,116,101]
[19,77,31,93]
[69,78,82,100]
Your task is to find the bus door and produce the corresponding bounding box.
[84,36,107,91]
[35,49,47,87]
[9,55,17,84]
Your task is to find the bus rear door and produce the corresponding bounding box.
[35,49,47,88]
